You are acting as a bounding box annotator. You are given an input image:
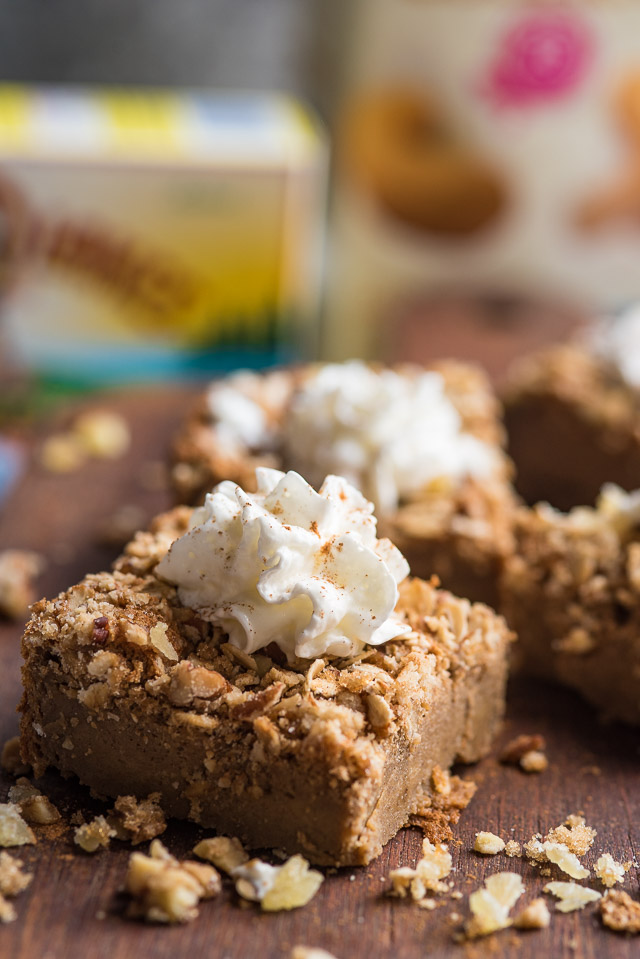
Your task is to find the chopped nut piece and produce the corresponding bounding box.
[0,738,30,778]
[594,853,627,888]
[193,836,248,874]
[389,839,452,901]
[40,434,85,473]
[126,839,221,923]
[8,779,60,824]
[505,841,521,858]
[291,949,339,959]
[500,734,545,765]
[0,805,36,847]
[544,881,601,912]
[110,794,166,845]
[514,898,551,930]
[0,894,17,923]
[0,551,43,620]
[474,832,505,855]
[233,855,323,912]
[543,842,589,880]
[546,816,596,856]
[599,889,640,933]
[553,628,595,655]
[520,750,548,773]
[465,873,524,938]
[0,852,32,897]
[149,623,178,661]
[74,815,115,853]
[73,410,130,459]
[167,661,230,706]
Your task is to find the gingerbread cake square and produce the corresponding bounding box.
[500,485,640,725]
[171,360,516,606]
[21,485,511,866]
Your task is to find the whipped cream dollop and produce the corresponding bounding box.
[206,370,291,452]
[588,304,640,387]
[156,468,410,660]
[282,361,497,515]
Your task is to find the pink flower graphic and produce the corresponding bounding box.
[482,14,594,107]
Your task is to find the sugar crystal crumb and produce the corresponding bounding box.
[389,839,452,900]
[505,841,521,858]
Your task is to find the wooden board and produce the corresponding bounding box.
[0,385,638,959]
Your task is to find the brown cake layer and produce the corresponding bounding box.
[504,346,640,510]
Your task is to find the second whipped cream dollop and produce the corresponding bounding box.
[588,304,640,388]
[156,468,410,660]
[282,361,497,515]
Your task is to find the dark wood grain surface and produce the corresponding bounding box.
[0,385,638,959]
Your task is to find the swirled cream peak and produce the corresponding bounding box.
[282,362,497,514]
[206,369,291,452]
[156,468,410,660]
[588,304,640,387]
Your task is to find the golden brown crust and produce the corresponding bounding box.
[20,507,511,866]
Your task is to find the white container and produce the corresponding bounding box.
[327,0,640,359]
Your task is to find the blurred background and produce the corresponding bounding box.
[3,0,640,407]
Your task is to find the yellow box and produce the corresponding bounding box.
[0,86,326,383]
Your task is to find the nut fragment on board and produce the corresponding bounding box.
[0,805,36,847]
[110,793,166,845]
[594,853,629,888]
[126,839,220,923]
[464,872,525,938]
[7,779,60,824]
[473,832,505,855]
[233,855,323,912]
[0,550,43,620]
[193,836,248,874]
[544,881,601,913]
[74,815,115,853]
[389,838,452,900]
[499,734,545,765]
[599,889,640,933]
[0,738,30,778]
[513,898,551,930]
[519,749,548,773]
